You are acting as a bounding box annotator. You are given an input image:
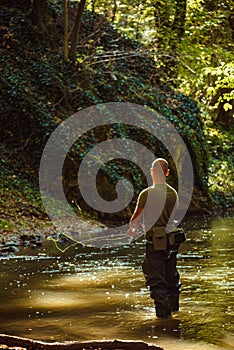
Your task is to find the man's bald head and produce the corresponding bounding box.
[151,158,169,175]
[150,158,170,184]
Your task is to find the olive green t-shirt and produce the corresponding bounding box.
[137,183,178,233]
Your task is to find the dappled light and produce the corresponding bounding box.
[0,2,233,350]
[0,216,233,350]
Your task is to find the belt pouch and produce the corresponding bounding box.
[168,228,186,246]
[168,232,175,246]
[152,227,167,251]
[174,229,186,243]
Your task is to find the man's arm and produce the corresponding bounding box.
[128,207,144,237]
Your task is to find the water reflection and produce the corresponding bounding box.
[0,215,233,350]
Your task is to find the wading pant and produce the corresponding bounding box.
[142,242,180,311]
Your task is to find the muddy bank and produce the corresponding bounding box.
[0,224,55,255]
[0,214,106,256]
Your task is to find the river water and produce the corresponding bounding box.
[0,215,233,350]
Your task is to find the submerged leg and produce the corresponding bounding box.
[142,244,171,318]
[166,251,181,312]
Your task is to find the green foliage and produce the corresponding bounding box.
[174,0,233,121]
[87,0,234,137]
[0,154,42,205]
[0,8,59,154]
[205,62,234,112]
[1,0,232,219]
[205,127,234,208]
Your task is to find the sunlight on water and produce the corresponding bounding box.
[0,215,233,350]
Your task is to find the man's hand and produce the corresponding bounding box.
[127,228,136,237]
[128,207,143,238]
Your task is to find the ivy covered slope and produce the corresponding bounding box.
[0,4,224,230]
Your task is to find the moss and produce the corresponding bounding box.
[0,219,15,231]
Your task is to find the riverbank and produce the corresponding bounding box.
[1,185,232,256]
[0,212,55,256]
[0,185,105,255]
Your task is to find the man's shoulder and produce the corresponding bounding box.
[139,188,149,196]
[140,185,156,193]
[166,183,178,196]
[139,184,177,196]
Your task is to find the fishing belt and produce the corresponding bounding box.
[146,227,186,251]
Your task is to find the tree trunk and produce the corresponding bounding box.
[152,0,187,82]
[111,0,117,22]
[228,12,234,42]
[91,0,96,13]
[215,88,234,129]
[64,0,69,60]
[69,0,86,59]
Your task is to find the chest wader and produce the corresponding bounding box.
[142,227,185,318]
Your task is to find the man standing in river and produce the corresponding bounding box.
[128,158,183,318]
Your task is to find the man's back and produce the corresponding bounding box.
[137,183,178,232]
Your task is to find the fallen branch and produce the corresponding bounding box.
[0,335,163,350]
[86,53,141,66]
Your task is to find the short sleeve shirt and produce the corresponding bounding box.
[137,183,178,233]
